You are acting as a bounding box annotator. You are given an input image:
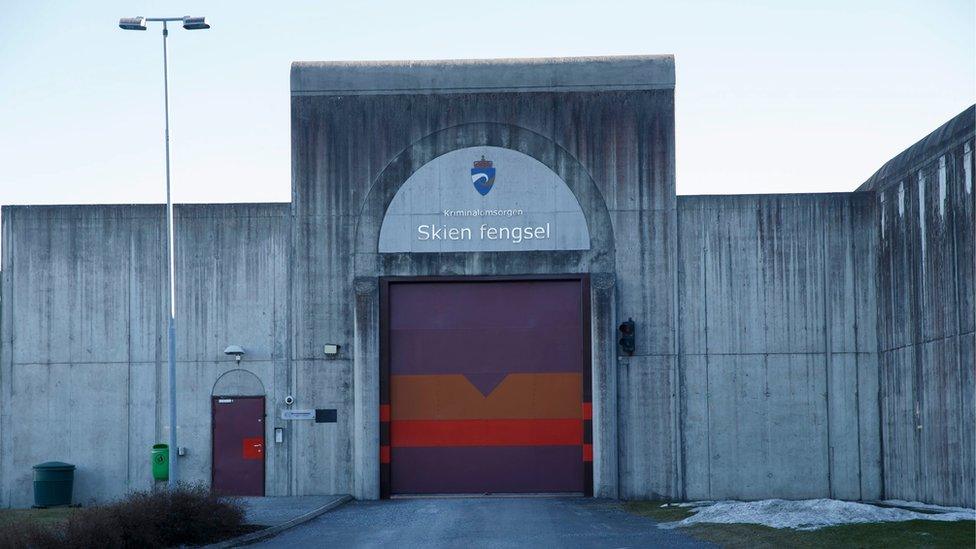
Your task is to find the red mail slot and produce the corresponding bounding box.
[242,437,264,460]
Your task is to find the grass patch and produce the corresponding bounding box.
[687,521,975,549]
[623,501,695,522]
[623,502,975,548]
[0,507,77,528]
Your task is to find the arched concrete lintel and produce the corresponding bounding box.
[212,368,266,397]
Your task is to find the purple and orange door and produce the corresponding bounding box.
[212,396,265,496]
[381,278,592,496]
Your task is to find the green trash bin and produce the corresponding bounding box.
[152,444,169,481]
[33,462,75,507]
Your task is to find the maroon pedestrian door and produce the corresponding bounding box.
[212,396,265,496]
[382,278,592,496]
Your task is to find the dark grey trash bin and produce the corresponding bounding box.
[33,461,75,507]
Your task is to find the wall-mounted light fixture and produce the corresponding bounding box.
[224,345,246,363]
[618,319,636,355]
[324,344,340,357]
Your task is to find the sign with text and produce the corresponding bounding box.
[280,409,315,421]
[378,146,590,253]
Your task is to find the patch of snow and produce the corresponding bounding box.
[882,499,976,515]
[658,499,976,531]
[662,502,713,508]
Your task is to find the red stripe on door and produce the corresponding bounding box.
[391,419,582,447]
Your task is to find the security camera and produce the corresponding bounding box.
[223,345,245,363]
[284,395,295,406]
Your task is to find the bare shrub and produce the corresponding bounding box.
[0,484,246,549]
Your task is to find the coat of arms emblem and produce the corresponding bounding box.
[471,156,496,196]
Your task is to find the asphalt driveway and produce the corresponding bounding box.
[252,496,711,548]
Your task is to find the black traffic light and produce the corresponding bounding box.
[618,318,636,355]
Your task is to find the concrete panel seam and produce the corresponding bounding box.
[822,207,833,498]
[849,199,865,501]
[878,331,975,353]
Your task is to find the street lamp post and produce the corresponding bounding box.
[119,15,210,489]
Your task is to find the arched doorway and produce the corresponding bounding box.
[350,123,618,499]
[212,369,266,496]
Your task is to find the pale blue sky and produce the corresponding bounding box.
[0,0,973,209]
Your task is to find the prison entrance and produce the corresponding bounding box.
[382,277,592,496]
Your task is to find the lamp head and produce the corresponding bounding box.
[119,17,148,30]
[182,16,210,30]
[223,345,245,363]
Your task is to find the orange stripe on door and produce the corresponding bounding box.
[391,373,582,420]
[391,418,583,447]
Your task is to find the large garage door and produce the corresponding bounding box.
[382,279,591,496]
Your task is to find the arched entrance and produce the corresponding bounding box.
[211,369,266,496]
[351,123,618,499]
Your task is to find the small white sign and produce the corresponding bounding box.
[281,409,315,420]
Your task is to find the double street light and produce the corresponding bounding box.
[119,15,210,489]
[119,16,211,31]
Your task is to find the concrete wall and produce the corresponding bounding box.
[0,203,291,507]
[675,193,882,501]
[290,56,677,499]
[0,56,971,508]
[860,106,975,507]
